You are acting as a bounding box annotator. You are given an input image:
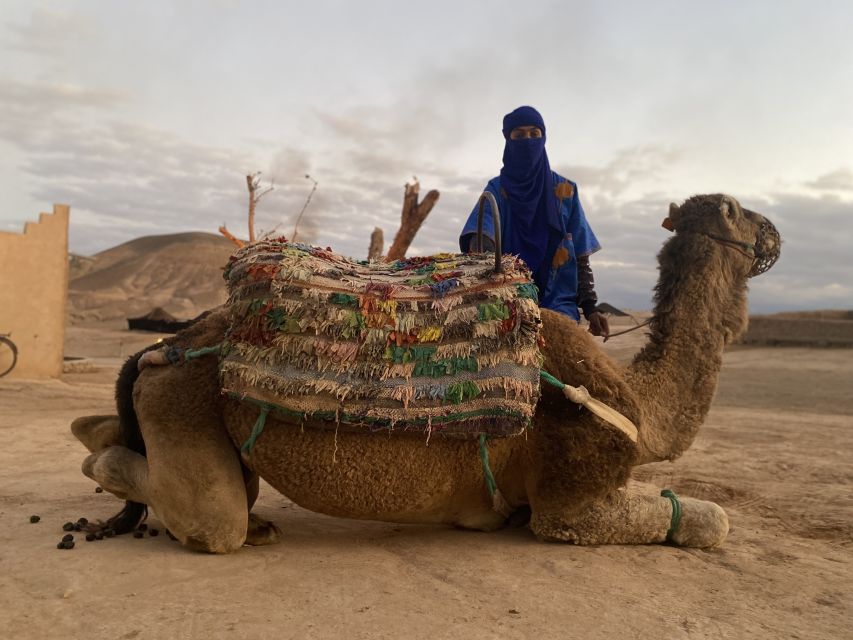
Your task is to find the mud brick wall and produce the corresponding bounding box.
[0,205,70,378]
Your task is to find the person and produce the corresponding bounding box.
[459,105,609,339]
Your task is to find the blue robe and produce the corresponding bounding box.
[459,173,600,321]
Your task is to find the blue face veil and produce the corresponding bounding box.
[499,106,560,290]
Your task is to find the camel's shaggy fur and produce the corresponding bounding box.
[71,194,779,553]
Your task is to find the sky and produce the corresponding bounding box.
[1,0,851,312]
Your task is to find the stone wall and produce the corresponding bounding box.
[742,316,853,348]
[0,205,70,378]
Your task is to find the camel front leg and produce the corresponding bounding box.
[530,483,729,548]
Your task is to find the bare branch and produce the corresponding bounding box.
[292,174,318,243]
[218,224,245,248]
[385,180,440,262]
[368,227,384,261]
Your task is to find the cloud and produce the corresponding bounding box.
[805,168,853,193]
[4,8,96,57]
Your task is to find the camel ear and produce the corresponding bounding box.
[661,202,679,232]
[720,195,739,223]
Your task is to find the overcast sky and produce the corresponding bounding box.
[2,0,851,312]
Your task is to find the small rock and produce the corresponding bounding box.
[62,534,74,542]
[62,522,75,532]
[30,515,41,523]
[508,609,520,615]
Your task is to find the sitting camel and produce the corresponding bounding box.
[71,194,780,553]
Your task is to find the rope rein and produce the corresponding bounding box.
[606,319,651,339]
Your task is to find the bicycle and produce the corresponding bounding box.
[0,333,18,378]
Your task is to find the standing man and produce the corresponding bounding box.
[459,105,609,338]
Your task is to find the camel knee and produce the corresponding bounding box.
[71,415,122,453]
[167,511,249,554]
[82,446,148,503]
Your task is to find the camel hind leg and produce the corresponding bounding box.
[75,414,280,548]
[71,415,122,453]
[124,363,255,553]
[531,482,729,548]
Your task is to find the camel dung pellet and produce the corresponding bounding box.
[133,531,144,539]
[85,533,96,542]
[56,542,64,549]
[30,515,40,523]
[95,487,103,493]
[73,523,83,532]
[148,528,159,537]
[104,529,116,538]
[62,534,74,542]
[95,532,104,540]
[62,522,75,532]
[65,541,75,549]
[137,523,148,531]
[76,517,88,526]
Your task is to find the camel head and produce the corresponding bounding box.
[662,194,781,279]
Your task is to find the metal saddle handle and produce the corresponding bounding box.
[476,191,503,274]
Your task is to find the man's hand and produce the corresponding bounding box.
[587,311,610,341]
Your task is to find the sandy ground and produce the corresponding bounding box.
[1,321,851,640]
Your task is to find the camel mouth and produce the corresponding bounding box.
[749,218,780,277]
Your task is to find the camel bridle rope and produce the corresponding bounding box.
[700,219,780,278]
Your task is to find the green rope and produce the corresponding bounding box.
[661,489,682,542]
[478,434,498,498]
[539,370,565,390]
[184,344,222,360]
[241,404,271,454]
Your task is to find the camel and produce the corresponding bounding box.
[71,194,780,553]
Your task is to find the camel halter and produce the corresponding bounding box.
[661,217,780,279]
[700,221,780,278]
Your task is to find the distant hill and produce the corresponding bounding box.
[68,232,235,323]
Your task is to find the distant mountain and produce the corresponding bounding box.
[68,232,236,323]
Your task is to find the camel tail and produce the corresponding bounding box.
[104,347,157,534]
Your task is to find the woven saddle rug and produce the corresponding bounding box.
[220,240,543,438]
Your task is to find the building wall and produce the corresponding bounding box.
[0,205,70,379]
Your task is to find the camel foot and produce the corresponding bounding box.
[530,487,729,548]
[244,513,282,546]
[82,446,148,503]
[71,415,122,453]
[671,497,729,548]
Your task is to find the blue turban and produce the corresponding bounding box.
[499,106,560,290]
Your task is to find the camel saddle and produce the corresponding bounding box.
[219,239,543,439]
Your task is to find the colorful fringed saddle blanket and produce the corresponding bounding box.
[219,240,543,439]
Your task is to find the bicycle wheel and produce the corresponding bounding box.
[0,336,18,378]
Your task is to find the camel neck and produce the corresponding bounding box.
[627,235,749,462]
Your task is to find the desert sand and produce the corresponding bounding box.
[1,314,851,640]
